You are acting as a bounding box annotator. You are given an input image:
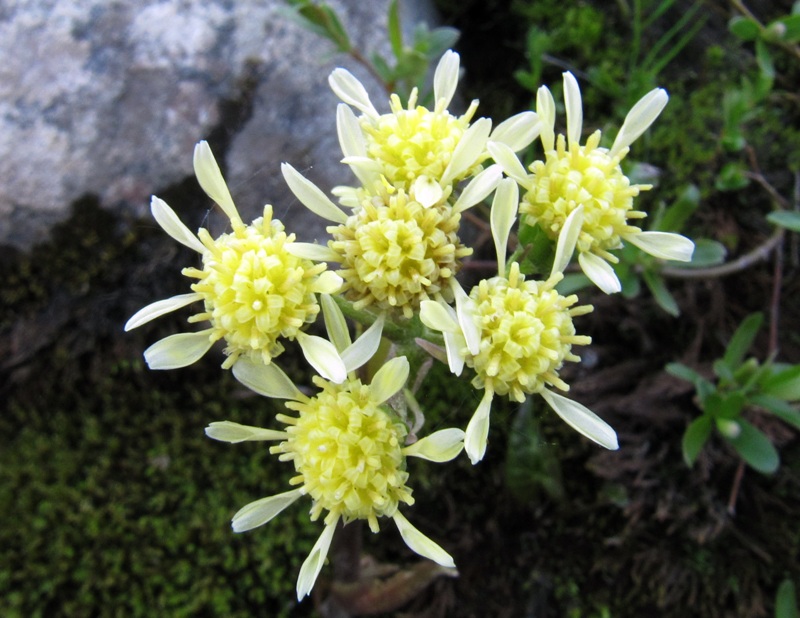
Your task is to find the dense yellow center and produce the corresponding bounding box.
[330,189,471,318]
[522,131,649,262]
[468,263,592,401]
[184,207,325,368]
[278,377,413,532]
[361,94,477,190]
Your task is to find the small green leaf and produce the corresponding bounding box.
[726,420,779,474]
[722,313,763,372]
[728,16,761,40]
[555,273,591,296]
[768,211,800,232]
[643,269,679,316]
[755,39,776,79]
[666,362,705,385]
[760,363,800,401]
[683,416,713,466]
[713,359,735,383]
[387,0,403,59]
[751,394,800,431]
[716,161,751,190]
[518,221,555,277]
[775,578,799,618]
[656,184,700,232]
[709,391,746,419]
[779,14,800,42]
[683,239,727,267]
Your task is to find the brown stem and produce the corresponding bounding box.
[727,459,746,515]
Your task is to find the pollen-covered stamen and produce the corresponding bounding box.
[467,263,592,402]
[522,131,651,258]
[330,189,472,319]
[184,205,328,368]
[276,376,414,533]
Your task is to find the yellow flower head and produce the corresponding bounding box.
[330,187,472,318]
[467,262,591,402]
[125,142,342,370]
[276,375,413,532]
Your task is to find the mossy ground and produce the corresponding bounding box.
[2,0,800,616]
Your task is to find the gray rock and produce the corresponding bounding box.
[0,0,441,250]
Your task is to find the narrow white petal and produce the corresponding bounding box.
[551,205,584,276]
[443,332,465,376]
[624,231,694,262]
[313,270,344,294]
[284,242,341,263]
[420,300,458,333]
[205,421,286,443]
[490,111,540,152]
[578,251,622,294]
[341,314,385,373]
[125,293,202,331]
[336,103,366,158]
[144,330,214,370]
[393,511,455,568]
[536,85,556,151]
[233,489,304,533]
[465,389,494,464]
[296,519,338,600]
[562,72,583,148]
[321,294,351,352]
[452,281,481,356]
[540,389,618,450]
[297,332,347,384]
[452,164,502,214]
[491,178,519,274]
[369,356,409,404]
[441,117,492,186]
[433,49,460,108]
[193,141,239,222]
[281,163,348,224]
[404,428,465,462]
[232,358,304,400]
[150,196,206,253]
[486,141,531,187]
[609,88,668,158]
[412,175,444,208]
[328,68,379,119]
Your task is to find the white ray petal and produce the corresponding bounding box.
[232,489,304,533]
[284,242,341,263]
[433,49,460,108]
[393,510,455,568]
[443,332,465,376]
[193,141,239,222]
[281,163,348,224]
[312,270,344,294]
[490,111,540,152]
[491,178,519,274]
[328,68,379,119]
[441,117,492,186]
[562,72,583,148]
[297,332,347,384]
[205,421,287,443]
[452,280,480,356]
[412,175,444,208]
[610,88,668,158]
[232,357,305,400]
[404,428,465,462]
[452,164,503,214]
[124,292,202,331]
[464,388,494,464]
[369,356,409,404]
[341,314,385,373]
[536,85,556,151]
[144,330,214,370]
[420,300,458,333]
[624,231,694,262]
[150,196,206,253]
[297,518,338,600]
[336,103,366,158]
[321,293,351,352]
[551,205,584,276]
[578,251,622,294]
[486,141,531,188]
[540,389,618,450]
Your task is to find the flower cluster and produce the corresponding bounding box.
[128,50,695,603]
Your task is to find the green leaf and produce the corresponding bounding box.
[768,211,800,232]
[751,394,800,431]
[387,0,403,59]
[726,420,779,474]
[282,2,352,52]
[518,221,555,277]
[716,161,751,190]
[656,184,700,232]
[775,578,799,618]
[683,239,727,267]
[760,363,800,401]
[706,391,746,419]
[722,313,763,372]
[643,269,679,316]
[728,16,761,41]
[666,362,705,385]
[683,416,713,466]
[755,39,776,80]
[423,27,460,58]
[779,14,800,43]
[555,273,591,296]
